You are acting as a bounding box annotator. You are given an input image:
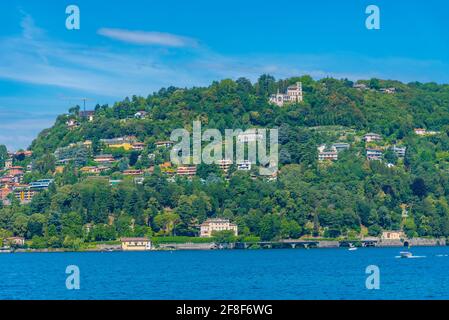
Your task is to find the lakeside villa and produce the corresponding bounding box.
[120,237,152,251]
[200,218,238,237]
[381,230,405,240]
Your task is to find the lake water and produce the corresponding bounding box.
[1,246,449,300]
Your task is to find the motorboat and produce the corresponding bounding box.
[400,251,412,258]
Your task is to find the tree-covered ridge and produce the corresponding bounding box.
[1,75,449,249]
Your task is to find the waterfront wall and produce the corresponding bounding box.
[317,241,340,248]
[157,242,216,250]
[377,237,446,247]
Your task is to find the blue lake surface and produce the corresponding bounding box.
[1,246,449,300]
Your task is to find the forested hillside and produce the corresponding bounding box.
[1,75,449,248]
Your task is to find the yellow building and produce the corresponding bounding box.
[200,218,238,237]
[120,238,152,251]
[109,142,133,151]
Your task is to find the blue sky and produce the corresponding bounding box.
[0,0,448,150]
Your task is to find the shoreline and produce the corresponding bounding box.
[1,238,447,254]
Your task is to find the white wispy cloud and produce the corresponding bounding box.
[1,12,448,150]
[97,28,198,47]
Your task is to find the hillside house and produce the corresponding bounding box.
[269,82,303,107]
[4,159,13,170]
[14,186,36,204]
[177,166,197,177]
[66,119,80,129]
[380,87,396,94]
[123,169,144,176]
[391,146,407,158]
[366,148,383,161]
[363,133,382,142]
[318,145,338,162]
[155,141,174,148]
[237,130,264,143]
[332,143,350,153]
[134,111,148,119]
[237,160,252,171]
[353,83,368,90]
[132,142,146,151]
[80,166,108,174]
[5,237,25,246]
[94,154,115,164]
[218,159,233,173]
[29,179,54,191]
[0,186,12,203]
[100,136,137,151]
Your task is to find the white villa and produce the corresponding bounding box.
[237,160,252,171]
[200,218,238,237]
[269,82,303,107]
[237,130,264,143]
[318,145,338,162]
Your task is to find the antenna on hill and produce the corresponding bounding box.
[60,96,93,112]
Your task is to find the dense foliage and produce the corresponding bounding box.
[2,75,449,248]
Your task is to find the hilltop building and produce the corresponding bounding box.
[353,83,368,90]
[380,87,396,94]
[269,82,303,107]
[200,218,238,237]
[79,110,95,122]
